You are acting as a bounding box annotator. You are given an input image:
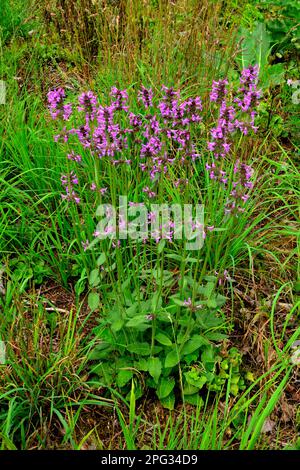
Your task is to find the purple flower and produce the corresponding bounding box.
[81,240,90,251]
[110,87,129,112]
[67,151,82,162]
[142,186,156,198]
[60,171,80,203]
[184,298,192,307]
[138,86,154,109]
[47,88,72,121]
[78,91,98,121]
[129,112,142,130]
[210,79,228,103]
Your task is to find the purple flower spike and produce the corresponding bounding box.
[47,88,72,121]
[210,79,228,103]
[138,86,154,109]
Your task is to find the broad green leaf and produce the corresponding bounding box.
[148,357,162,384]
[201,345,215,361]
[88,343,112,360]
[207,298,217,309]
[134,359,148,371]
[196,311,223,329]
[91,363,114,385]
[126,315,150,327]
[155,332,172,346]
[111,318,124,332]
[205,331,227,341]
[165,349,180,368]
[151,291,162,311]
[157,377,175,399]
[117,369,134,388]
[127,342,151,356]
[157,310,173,323]
[96,252,106,266]
[89,268,100,287]
[184,353,199,365]
[171,297,185,307]
[181,335,209,356]
[125,303,138,317]
[160,391,175,410]
[203,281,215,299]
[238,22,270,70]
[157,239,166,253]
[203,275,218,282]
[184,394,204,407]
[88,292,100,312]
[183,383,199,395]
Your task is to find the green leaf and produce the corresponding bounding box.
[203,281,215,299]
[96,252,107,266]
[201,346,216,371]
[207,298,218,309]
[134,359,148,371]
[111,318,124,332]
[216,294,227,307]
[89,268,100,287]
[126,315,150,328]
[184,353,199,365]
[157,377,175,399]
[181,335,209,355]
[127,343,151,356]
[157,239,166,253]
[155,332,172,346]
[125,303,138,317]
[205,331,227,341]
[185,370,207,389]
[152,346,163,355]
[293,280,300,294]
[91,363,114,385]
[196,311,223,329]
[157,310,173,323]
[165,349,180,368]
[171,297,185,307]
[261,63,285,89]
[88,343,112,360]
[184,394,204,407]
[148,357,162,384]
[230,384,239,396]
[160,391,175,410]
[238,22,270,70]
[117,369,134,388]
[88,292,100,312]
[203,275,218,282]
[183,383,199,395]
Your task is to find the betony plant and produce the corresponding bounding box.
[46,68,262,408]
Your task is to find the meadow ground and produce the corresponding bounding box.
[0,0,299,450]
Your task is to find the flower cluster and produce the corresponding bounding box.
[78,91,98,122]
[48,68,260,223]
[138,86,153,109]
[47,88,72,121]
[225,160,253,214]
[60,171,80,204]
[210,79,228,103]
[48,84,202,196]
[207,65,261,214]
[234,64,261,134]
